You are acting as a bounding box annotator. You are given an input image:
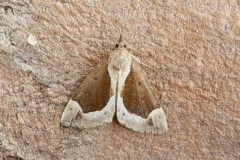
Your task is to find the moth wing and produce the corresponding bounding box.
[61,60,115,129]
[72,60,111,112]
[117,59,168,134]
[122,59,158,118]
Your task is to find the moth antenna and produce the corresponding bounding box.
[130,54,151,68]
[127,45,141,57]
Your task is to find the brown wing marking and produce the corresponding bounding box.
[72,60,111,113]
[122,59,158,118]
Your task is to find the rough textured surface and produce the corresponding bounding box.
[0,0,239,159]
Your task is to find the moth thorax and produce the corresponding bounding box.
[111,50,131,71]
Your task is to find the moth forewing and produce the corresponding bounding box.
[116,59,168,134]
[60,60,115,129]
[72,60,111,112]
[122,59,158,118]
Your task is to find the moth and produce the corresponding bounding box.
[61,36,168,134]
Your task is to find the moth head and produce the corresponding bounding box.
[108,35,132,71]
[114,35,127,49]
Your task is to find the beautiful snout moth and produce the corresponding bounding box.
[60,36,168,134]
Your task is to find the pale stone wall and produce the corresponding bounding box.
[0,0,239,159]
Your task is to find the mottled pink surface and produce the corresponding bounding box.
[0,0,239,159]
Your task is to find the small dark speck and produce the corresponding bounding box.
[2,5,14,14]
[4,156,24,160]
[54,0,65,3]
[138,82,141,85]
[50,154,58,160]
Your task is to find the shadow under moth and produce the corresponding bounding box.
[61,36,168,134]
